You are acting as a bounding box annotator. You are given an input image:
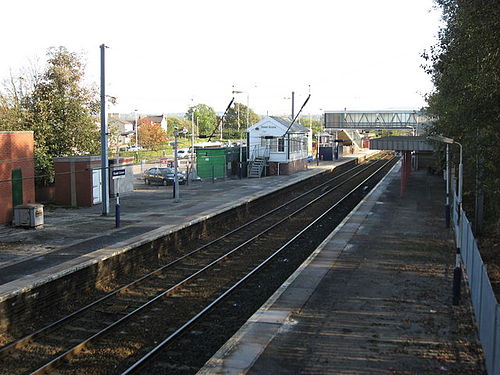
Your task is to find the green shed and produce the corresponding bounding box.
[195,146,247,179]
[196,148,226,178]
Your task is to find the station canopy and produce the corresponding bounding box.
[370,136,436,151]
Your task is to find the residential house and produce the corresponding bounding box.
[139,114,168,133]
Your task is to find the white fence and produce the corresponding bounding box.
[453,190,500,374]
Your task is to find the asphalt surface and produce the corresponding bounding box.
[199,164,485,374]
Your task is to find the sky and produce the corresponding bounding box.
[1,0,442,117]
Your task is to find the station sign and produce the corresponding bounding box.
[112,169,126,179]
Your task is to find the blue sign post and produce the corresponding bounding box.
[112,169,125,227]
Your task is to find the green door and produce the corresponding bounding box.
[12,169,23,207]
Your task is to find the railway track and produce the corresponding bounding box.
[0,155,396,374]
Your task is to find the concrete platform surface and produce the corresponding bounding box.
[198,164,485,374]
[0,155,374,301]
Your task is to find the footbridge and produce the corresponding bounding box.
[323,110,432,149]
[324,110,430,131]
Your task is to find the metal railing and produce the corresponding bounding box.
[250,145,270,161]
[452,187,499,374]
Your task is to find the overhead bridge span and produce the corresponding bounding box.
[324,110,430,132]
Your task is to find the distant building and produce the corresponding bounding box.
[108,114,135,147]
[247,116,311,175]
[139,114,168,133]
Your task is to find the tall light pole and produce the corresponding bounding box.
[232,88,244,178]
[173,128,180,202]
[134,109,139,148]
[427,134,463,305]
[100,44,110,216]
[190,99,195,181]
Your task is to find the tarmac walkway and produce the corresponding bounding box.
[198,163,485,374]
[0,155,371,300]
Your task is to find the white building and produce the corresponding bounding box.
[247,116,311,176]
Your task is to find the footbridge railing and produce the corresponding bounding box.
[343,129,363,149]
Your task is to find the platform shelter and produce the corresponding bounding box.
[370,136,436,195]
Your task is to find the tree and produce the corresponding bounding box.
[137,120,167,149]
[185,104,217,137]
[1,47,101,184]
[167,116,191,137]
[299,117,323,134]
[223,103,261,138]
[423,0,500,230]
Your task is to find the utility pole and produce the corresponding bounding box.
[291,91,295,119]
[100,44,109,216]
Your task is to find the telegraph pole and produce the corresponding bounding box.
[100,44,110,216]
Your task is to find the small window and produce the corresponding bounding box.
[278,138,284,152]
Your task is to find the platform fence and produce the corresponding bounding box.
[453,189,500,374]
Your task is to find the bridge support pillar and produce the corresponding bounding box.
[400,151,412,196]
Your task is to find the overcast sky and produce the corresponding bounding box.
[1,0,442,116]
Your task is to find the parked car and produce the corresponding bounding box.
[143,167,186,185]
[176,148,192,159]
[127,145,142,152]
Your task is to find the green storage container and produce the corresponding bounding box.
[196,148,226,178]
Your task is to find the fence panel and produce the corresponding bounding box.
[494,306,500,375]
[479,266,497,374]
[471,252,484,321]
[467,220,475,267]
[452,192,498,374]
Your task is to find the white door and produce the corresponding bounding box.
[92,169,102,204]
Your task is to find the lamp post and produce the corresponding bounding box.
[190,99,195,182]
[232,88,244,178]
[173,128,180,202]
[427,134,463,305]
[100,44,110,216]
[134,109,139,148]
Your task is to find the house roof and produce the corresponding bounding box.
[146,115,164,123]
[268,116,310,133]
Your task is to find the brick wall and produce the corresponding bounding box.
[0,132,35,224]
[268,158,307,176]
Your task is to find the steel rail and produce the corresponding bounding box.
[28,159,388,375]
[0,160,370,357]
[122,157,395,374]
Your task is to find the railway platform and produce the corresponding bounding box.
[0,154,373,302]
[198,163,485,374]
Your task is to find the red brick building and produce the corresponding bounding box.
[0,131,36,224]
